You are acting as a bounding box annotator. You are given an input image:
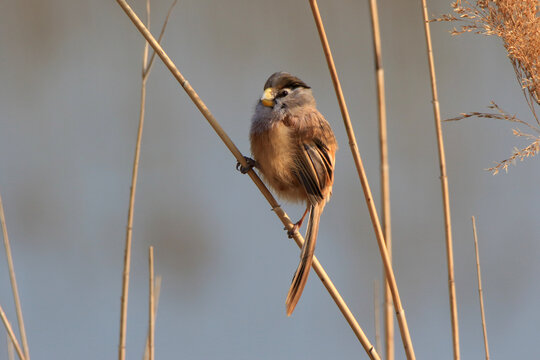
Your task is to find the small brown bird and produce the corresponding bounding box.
[238,72,337,315]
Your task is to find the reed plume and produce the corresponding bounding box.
[437,0,540,173]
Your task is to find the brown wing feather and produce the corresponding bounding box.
[291,110,336,205]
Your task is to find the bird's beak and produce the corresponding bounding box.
[261,87,275,107]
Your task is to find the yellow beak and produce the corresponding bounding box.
[261,87,275,107]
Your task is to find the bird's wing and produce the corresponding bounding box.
[291,111,335,205]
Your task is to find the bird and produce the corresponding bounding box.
[238,72,337,316]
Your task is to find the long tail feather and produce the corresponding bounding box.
[285,203,324,316]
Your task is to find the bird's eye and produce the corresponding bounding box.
[277,89,289,98]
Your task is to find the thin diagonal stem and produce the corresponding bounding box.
[0,304,26,360]
[472,217,490,360]
[308,1,415,359]
[0,193,30,360]
[144,0,177,78]
[119,1,151,359]
[115,2,380,358]
[143,276,161,360]
[367,0,394,358]
[148,246,155,360]
[420,1,460,359]
[373,280,382,355]
[7,333,15,360]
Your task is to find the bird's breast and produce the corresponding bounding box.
[250,121,304,202]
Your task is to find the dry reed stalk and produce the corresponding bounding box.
[367,0,394,358]
[115,2,381,358]
[118,1,150,357]
[7,333,15,360]
[143,275,162,360]
[420,1,460,359]
[0,193,30,360]
[144,0,178,79]
[119,1,175,359]
[0,304,25,360]
[373,280,382,356]
[308,1,415,359]
[471,216,490,360]
[148,246,155,360]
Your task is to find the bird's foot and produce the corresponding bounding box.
[286,223,300,239]
[236,156,257,174]
[285,207,309,238]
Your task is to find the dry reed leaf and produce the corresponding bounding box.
[446,102,540,173]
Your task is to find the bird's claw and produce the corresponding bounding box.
[286,224,299,239]
[236,156,257,174]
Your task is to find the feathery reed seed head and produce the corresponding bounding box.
[437,0,540,173]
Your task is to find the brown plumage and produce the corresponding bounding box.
[246,72,337,316]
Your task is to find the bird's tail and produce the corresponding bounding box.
[285,202,324,316]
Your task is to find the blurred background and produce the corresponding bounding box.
[1,0,539,359]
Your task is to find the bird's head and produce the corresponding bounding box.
[259,72,315,111]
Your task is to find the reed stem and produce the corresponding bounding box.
[373,280,382,355]
[420,1,460,358]
[367,0,394,358]
[308,1,415,358]
[119,2,151,359]
[0,304,26,360]
[0,192,30,360]
[472,216,490,360]
[148,246,155,360]
[143,276,161,360]
[7,333,15,360]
